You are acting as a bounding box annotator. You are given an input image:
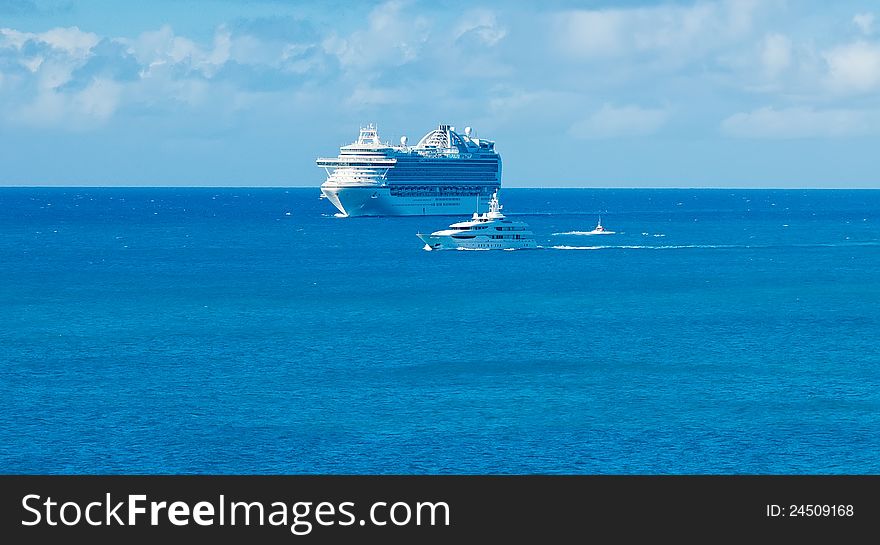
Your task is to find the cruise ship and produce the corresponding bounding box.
[317,123,501,216]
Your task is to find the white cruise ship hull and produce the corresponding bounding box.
[321,186,492,217]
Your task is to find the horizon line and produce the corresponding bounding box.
[1,185,879,190]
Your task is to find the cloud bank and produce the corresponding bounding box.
[0,0,878,186]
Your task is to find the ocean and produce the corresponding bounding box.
[1,187,878,474]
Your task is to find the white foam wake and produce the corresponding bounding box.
[552,244,741,250]
[552,242,880,251]
[551,245,602,250]
[552,231,617,236]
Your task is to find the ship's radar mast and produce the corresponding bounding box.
[487,190,504,219]
[357,123,380,145]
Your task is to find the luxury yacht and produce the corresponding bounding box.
[416,191,537,250]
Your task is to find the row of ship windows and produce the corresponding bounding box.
[394,162,498,166]
[451,235,526,240]
[390,174,498,178]
[390,192,479,197]
[338,171,498,177]
[390,182,494,185]
[395,199,465,204]
[391,181,497,185]
[392,177,498,182]
[336,159,499,166]
[390,194,492,198]
[390,202,461,206]
[390,176,498,181]
[393,161,499,166]
[395,161,499,165]
[337,154,498,159]
[403,153,496,158]
[393,200,464,205]
[454,226,525,232]
[339,165,497,170]
[397,170,496,175]
[336,170,497,176]
[388,185,498,190]
[392,168,499,174]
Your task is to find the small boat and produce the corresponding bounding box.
[416,191,537,250]
[585,216,615,235]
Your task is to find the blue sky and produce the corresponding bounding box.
[1,0,879,187]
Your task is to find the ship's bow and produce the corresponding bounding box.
[417,233,441,250]
[320,185,348,216]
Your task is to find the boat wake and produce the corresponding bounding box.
[552,231,618,236]
[551,242,880,251]
[426,246,535,252]
[551,245,603,250]
[551,244,737,250]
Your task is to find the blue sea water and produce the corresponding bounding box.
[1,187,879,474]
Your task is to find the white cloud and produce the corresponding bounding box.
[853,13,874,36]
[322,1,430,72]
[488,91,542,113]
[726,0,762,34]
[124,25,197,66]
[206,26,232,67]
[229,33,282,66]
[760,33,791,77]
[0,27,29,48]
[721,107,880,138]
[0,27,101,93]
[279,44,322,74]
[454,9,506,47]
[20,55,44,73]
[73,77,122,121]
[823,40,880,93]
[555,10,625,57]
[123,25,232,77]
[345,84,407,108]
[13,91,66,126]
[487,89,574,117]
[0,21,332,129]
[0,26,99,57]
[37,27,100,57]
[12,77,122,128]
[132,71,211,107]
[552,0,761,61]
[569,104,669,139]
[35,56,79,89]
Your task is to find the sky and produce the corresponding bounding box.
[0,0,879,188]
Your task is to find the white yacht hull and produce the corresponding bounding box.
[416,233,538,251]
[321,185,492,217]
